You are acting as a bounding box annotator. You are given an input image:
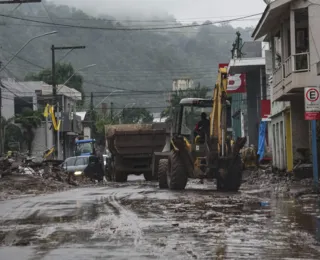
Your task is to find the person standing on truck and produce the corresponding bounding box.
[194,112,210,142]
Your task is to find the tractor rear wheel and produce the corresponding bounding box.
[217,155,243,192]
[143,171,153,181]
[167,151,188,190]
[113,170,128,182]
[158,159,169,189]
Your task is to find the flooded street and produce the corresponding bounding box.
[0,175,320,260]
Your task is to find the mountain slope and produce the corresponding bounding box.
[0,2,253,111]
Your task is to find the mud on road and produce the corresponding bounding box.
[0,175,320,259]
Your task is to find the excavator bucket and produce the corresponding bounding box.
[216,136,247,192]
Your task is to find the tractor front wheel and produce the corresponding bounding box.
[167,151,188,190]
[158,159,169,189]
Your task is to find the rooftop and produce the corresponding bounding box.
[252,0,293,40]
[0,78,82,100]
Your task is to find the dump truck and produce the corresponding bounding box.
[152,66,247,191]
[105,123,167,182]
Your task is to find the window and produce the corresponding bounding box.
[75,157,89,166]
[75,142,94,155]
[181,106,212,136]
[65,157,76,167]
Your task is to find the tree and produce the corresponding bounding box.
[121,108,153,124]
[0,116,15,153]
[25,62,85,104]
[4,124,23,151]
[161,85,210,119]
[95,113,114,135]
[15,108,42,155]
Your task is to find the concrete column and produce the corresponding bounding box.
[246,69,261,147]
[270,35,276,72]
[290,9,296,71]
[280,22,285,63]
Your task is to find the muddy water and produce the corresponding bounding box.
[0,176,319,260]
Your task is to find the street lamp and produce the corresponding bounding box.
[64,64,96,86]
[57,64,97,93]
[94,89,124,108]
[0,31,57,73]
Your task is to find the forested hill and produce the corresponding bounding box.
[0,1,253,109]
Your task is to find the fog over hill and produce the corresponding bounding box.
[0,0,259,111]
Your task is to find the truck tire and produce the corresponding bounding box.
[167,151,188,190]
[158,159,169,189]
[113,170,128,182]
[217,155,242,192]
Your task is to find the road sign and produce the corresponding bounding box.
[304,87,320,120]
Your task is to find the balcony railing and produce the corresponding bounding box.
[283,56,292,78]
[273,65,283,88]
[272,52,310,89]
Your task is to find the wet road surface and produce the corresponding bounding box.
[0,176,320,259]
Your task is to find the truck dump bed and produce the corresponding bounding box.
[106,123,166,156]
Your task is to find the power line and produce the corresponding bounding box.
[0,46,223,73]
[0,12,262,31]
[13,12,262,23]
[0,22,255,34]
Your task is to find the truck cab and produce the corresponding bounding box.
[177,98,214,144]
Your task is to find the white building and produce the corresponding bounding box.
[0,79,82,158]
[172,78,194,91]
[252,0,320,171]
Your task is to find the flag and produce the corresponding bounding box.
[43,104,49,117]
[50,105,59,131]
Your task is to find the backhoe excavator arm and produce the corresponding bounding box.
[210,67,228,155]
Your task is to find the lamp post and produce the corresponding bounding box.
[94,90,124,109]
[0,31,57,73]
[57,64,97,92]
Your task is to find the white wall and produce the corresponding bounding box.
[83,127,91,139]
[1,91,14,120]
[271,113,286,170]
[172,79,194,91]
[307,2,320,80]
[32,122,53,157]
[271,101,290,116]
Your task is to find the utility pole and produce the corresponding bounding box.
[51,45,85,106]
[0,87,2,155]
[110,102,114,120]
[51,45,85,157]
[90,92,94,139]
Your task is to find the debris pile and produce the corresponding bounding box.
[0,155,94,200]
[242,164,319,198]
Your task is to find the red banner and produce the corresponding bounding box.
[219,63,228,69]
[305,112,320,120]
[261,99,271,119]
[227,74,246,93]
[218,63,246,93]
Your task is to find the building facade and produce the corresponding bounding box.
[0,79,82,159]
[172,78,194,91]
[252,0,320,171]
[228,41,268,147]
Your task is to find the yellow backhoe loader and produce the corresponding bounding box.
[152,66,247,191]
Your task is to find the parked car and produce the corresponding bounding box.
[61,156,90,176]
[61,154,109,182]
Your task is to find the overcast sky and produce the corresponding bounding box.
[48,0,267,27]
